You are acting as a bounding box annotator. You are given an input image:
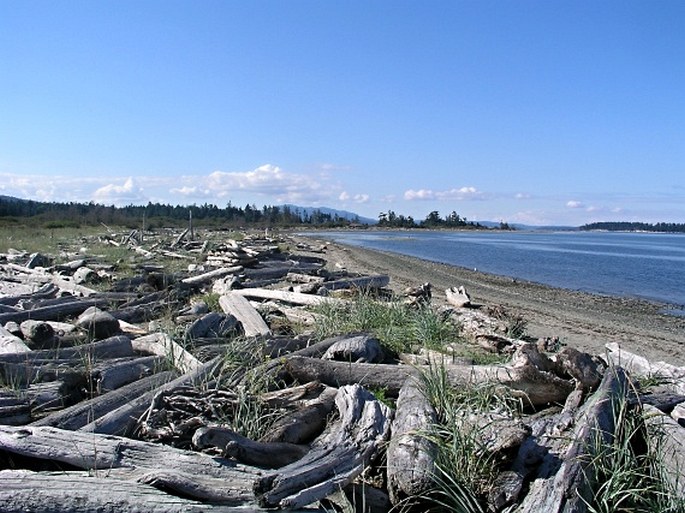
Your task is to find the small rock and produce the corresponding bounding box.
[19,320,55,347]
[26,252,51,269]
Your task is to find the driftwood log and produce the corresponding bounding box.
[0,425,261,506]
[284,351,575,406]
[255,384,393,509]
[387,379,438,504]
[513,367,628,513]
[642,404,685,496]
[219,293,272,337]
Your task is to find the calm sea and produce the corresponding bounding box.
[309,230,685,312]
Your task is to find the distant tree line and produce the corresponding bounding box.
[0,198,355,229]
[580,221,685,233]
[377,209,507,230]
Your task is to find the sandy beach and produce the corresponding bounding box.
[296,234,685,366]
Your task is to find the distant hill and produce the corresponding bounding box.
[476,220,577,231]
[0,194,28,203]
[282,204,377,225]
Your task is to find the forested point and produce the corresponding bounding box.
[580,221,685,233]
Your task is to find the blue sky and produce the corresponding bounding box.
[1,1,683,226]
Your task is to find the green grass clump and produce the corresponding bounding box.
[584,392,685,513]
[312,293,463,355]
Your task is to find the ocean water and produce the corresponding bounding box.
[309,230,685,311]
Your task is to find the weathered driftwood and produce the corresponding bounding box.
[232,287,342,307]
[553,347,606,391]
[605,342,685,394]
[642,404,685,496]
[185,312,239,340]
[387,379,437,504]
[219,293,272,337]
[0,425,261,505]
[180,266,242,286]
[284,354,575,406]
[132,332,201,374]
[0,335,134,365]
[0,297,110,324]
[255,384,393,509]
[30,370,176,430]
[514,367,628,513]
[0,390,31,425]
[260,385,338,445]
[445,285,471,308]
[81,357,219,435]
[193,427,309,469]
[318,274,390,293]
[26,380,75,413]
[322,334,384,363]
[93,354,164,392]
[0,325,30,354]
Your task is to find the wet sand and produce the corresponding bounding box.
[297,234,685,365]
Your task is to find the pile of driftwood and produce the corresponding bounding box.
[1,230,684,512]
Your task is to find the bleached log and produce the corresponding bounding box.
[180,266,243,286]
[445,285,471,308]
[219,293,271,337]
[0,297,110,324]
[0,325,31,354]
[318,274,390,293]
[0,470,242,513]
[232,287,342,307]
[0,425,261,505]
[255,384,393,509]
[93,355,164,392]
[31,370,175,430]
[132,332,201,374]
[387,379,438,504]
[0,335,134,364]
[643,404,685,496]
[605,343,685,394]
[284,355,574,406]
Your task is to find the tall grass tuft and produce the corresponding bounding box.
[584,389,685,513]
[312,292,463,355]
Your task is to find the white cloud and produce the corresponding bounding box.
[515,192,531,200]
[404,186,485,201]
[566,200,583,209]
[339,191,350,201]
[93,177,147,205]
[404,189,435,200]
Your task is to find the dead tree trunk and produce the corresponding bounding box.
[387,379,438,504]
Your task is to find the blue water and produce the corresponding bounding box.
[309,230,685,310]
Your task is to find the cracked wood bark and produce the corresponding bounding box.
[387,379,437,504]
[513,367,628,513]
[219,292,271,337]
[284,355,574,406]
[0,425,261,505]
[132,332,201,374]
[254,384,393,510]
[30,370,175,430]
[0,470,255,513]
[80,357,220,435]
